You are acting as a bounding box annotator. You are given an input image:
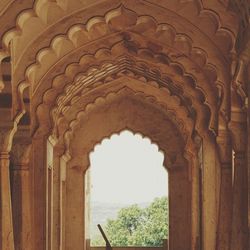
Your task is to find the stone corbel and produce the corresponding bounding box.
[167,151,186,171]
[229,112,247,154]
[48,134,66,158]
[231,27,250,107]
[184,149,196,181]
[231,57,248,107]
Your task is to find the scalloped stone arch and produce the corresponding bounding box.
[3,0,235,60]
[0,3,247,250]
[35,71,207,148]
[62,87,195,164]
[32,48,215,136]
[35,81,195,158]
[33,43,217,109]
[84,128,171,241]
[22,11,209,83]
[59,82,194,140]
[7,1,232,116]
[58,84,195,250]
[61,80,192,133]
[35,82,197,189]
[17,4,229,93]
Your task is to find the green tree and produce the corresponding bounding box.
[92,197,168,247]
[131,197,168,246]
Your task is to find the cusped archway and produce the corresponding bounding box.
[57,87,194,250]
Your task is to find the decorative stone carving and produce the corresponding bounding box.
[0,1,249,250]
[231,57,248,106]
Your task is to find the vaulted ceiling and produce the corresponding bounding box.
[0,0,248,143]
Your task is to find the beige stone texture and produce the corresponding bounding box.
[0,1,249,250]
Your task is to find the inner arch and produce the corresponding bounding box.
[88,130,168,246]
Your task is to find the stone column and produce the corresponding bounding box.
[51,139,65,250]
[65,160,84,250]
[230,117,248,250]
[0,125,18,250]
[85,167,91,250]
[230,45,250,250]
[10,131,32,250]
[216,130,233,250]
[31,134,47,250]
[60,155,68,250]
[168,165,191,250]
[0,151,15,250]
[45,136,65,250]
[202,134,218,250]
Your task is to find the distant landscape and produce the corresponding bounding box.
[90,201,150,238]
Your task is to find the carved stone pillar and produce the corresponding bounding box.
[216,130,232,250]
[65,162,85,250]
[50,138,64,250]
[31,134,47,250]
[10,129,32,250]
[0,109,24,249]
[0,127,15,250]
[201,134,217,250]
[46,136,64,250]
[230,117,248,250]
[0,152,15,250]
[168,164,191,250]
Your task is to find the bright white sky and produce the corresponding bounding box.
[89,130,168,204]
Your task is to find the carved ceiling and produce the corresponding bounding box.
[0,0,248,145]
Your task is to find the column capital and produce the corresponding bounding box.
[11,143,31,169]
[0,125,14,153]
[11,126,31,169]
[0,112,24,153]
[0,130,11,164]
